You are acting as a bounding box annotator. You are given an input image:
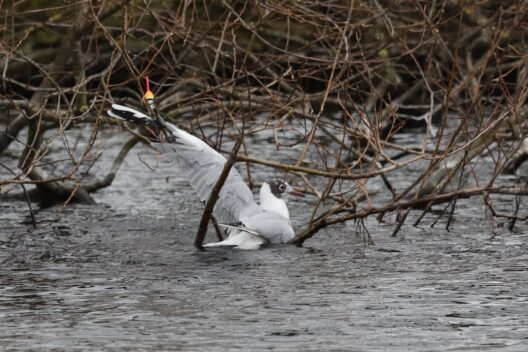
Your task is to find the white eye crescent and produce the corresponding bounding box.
[279,183,285,191]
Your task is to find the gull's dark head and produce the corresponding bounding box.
[267,179,304,198]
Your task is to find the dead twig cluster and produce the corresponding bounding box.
[1,1,527,244]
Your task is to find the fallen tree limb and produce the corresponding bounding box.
[290,185,528,246]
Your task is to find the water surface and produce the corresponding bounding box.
[1,131,527,351]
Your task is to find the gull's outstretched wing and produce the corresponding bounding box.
[108,104,259,224]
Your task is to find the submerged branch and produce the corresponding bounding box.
[290,185,528,246]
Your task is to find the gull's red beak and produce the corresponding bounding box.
[289,190,305,197]
[286,183,305,197]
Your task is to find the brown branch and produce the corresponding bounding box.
[290,185,528,246]
[194,135,244,250]
[236,154,424,180]
[83,135,141,192]
[0,114,28,153]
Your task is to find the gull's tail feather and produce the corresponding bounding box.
[204,231,267,250]
[107,104,160,128]
[217,223,261,236]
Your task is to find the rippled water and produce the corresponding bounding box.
[1,130,528,351]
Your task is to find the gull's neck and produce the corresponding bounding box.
[260,182,289,219]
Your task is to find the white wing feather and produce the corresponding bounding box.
[108,104,259,224]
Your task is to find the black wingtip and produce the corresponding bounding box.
[107,104,159,128]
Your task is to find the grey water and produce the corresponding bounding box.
[1,128,528,351]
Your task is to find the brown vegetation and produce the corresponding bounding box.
[1,1,527,245]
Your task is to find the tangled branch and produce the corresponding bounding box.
[1,1,527,243]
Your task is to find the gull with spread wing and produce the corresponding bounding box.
[107,104,303,249]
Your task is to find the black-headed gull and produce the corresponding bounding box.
[107,104,303,249]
